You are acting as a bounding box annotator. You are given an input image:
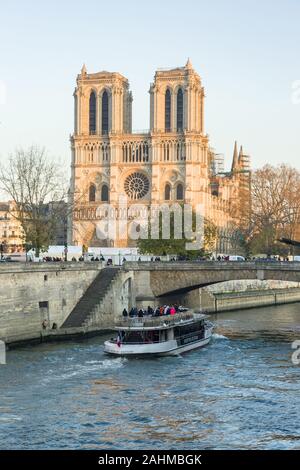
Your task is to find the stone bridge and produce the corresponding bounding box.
[2,260,300,344]
[123,261,300,303]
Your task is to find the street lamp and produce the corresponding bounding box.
[64,243,68,262]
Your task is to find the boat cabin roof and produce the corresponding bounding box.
[114,312,208,331]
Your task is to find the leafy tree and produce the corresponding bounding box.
[137,207,217,258]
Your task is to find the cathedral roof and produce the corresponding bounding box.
[77,66,128,84]
[154,60,201,83]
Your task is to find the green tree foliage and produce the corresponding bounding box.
[137,208,217,258]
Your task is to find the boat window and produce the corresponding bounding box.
[124,332,144,343]
[160,330,168,342]
[123,331,160,343]
[174,321,204,338]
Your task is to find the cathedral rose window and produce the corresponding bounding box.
[124,172,150,200]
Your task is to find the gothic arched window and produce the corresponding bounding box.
[165,89,171,132]
[165,183,171,201]
[89,91,96,134]
[89,184,96,202]
[102,90,109,134]
[176,183,184,200]
[177,88,183,131]
[101,184,109,202]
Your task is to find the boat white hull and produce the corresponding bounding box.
[104,328,213,357]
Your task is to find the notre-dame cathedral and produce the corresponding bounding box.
[68,59,250,249]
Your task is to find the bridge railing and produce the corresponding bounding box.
[114,310,202,329]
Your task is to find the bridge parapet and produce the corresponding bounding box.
[123,261,300,272]
[123,261,300,297]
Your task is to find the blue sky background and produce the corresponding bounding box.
[0,0,299,172]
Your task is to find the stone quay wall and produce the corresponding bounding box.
[0,263,102,344]
[182,287,300,312]
[213,288,300,312]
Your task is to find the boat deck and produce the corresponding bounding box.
[114,311,208,330]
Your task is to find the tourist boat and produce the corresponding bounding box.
[104,310,214,357]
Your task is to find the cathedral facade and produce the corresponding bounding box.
[69,60,250,249]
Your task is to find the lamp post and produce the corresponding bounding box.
[64,243,68,262]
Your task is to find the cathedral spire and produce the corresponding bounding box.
[81,63,87,77]
[231,141,239,172]
[238,145,244,165]
[185,57,193,69]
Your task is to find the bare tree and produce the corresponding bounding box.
[0,146,69,255]
[249,164,300,255]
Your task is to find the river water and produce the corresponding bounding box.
[0,303,300,450]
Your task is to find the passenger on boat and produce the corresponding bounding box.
[129,307,135,317]
[154,307,160,317]
[164,305,170,315]
[123,304,185,318]
[147,306,154,316]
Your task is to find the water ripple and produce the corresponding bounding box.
[0,303,300,449]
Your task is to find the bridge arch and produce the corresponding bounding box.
[126,261,300,298]
[119,272,135,312]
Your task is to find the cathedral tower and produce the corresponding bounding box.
[149,58,204,134]
[74,64,132,136]
[149,59,209,209]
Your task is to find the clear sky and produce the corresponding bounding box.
[0,0,299,173]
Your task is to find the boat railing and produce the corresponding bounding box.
[115,310,195,328]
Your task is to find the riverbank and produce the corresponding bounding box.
[201,287,300,312]
[3,325,113,349]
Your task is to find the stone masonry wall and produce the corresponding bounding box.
[0,263,101,343]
